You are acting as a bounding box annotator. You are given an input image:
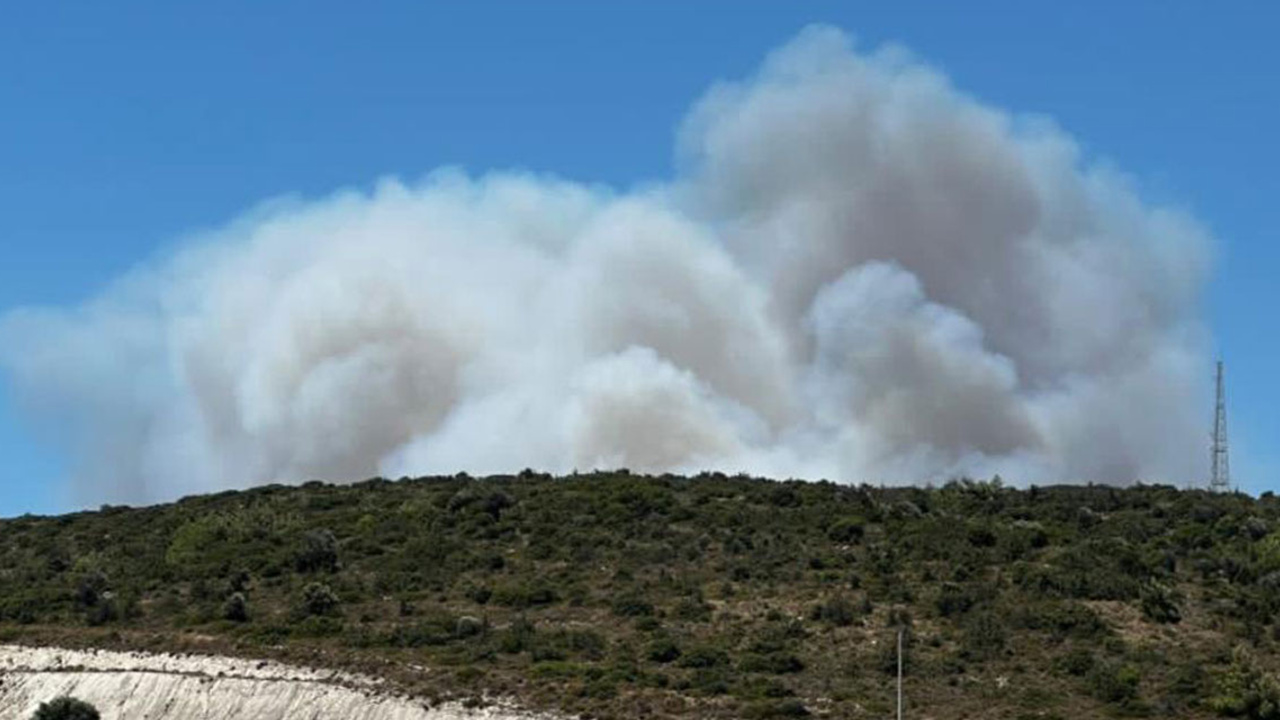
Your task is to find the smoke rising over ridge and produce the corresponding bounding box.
[0,27,1212,504]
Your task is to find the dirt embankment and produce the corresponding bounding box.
[0,645,558,720]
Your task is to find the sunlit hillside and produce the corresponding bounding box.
[3,474,1279,719]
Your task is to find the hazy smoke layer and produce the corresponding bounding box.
[0,27,1212,504]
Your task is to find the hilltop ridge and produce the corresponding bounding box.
[2,473,1280,719]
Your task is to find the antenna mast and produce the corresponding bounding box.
[1210,360,1231,493]
[897,628,904,720]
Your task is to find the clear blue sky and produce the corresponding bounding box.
[2,2,1276,515]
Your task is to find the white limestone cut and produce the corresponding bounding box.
[0,645,559,720]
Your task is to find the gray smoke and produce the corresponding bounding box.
[0,27,1212,505]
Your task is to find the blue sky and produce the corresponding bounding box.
[2,2,1277,515]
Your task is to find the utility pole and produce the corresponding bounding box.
[1210,360,1231,493]
[897,628,904,720]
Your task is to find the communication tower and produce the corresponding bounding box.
[1210,360,1231,493]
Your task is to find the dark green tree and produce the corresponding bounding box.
[295,529,339,573]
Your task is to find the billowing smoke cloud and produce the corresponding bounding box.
[0,27,1212,504]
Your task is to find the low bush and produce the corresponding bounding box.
[299,582,340,617]
[32,697,100,720]
[745,699,810,718]
[810,594,858,627]
[646,638,682,664]
[826,518,865,544]
[294,529,339,573]
[223,592,248,622]
[679,645,730,669]
[1140,581,1183,624]
[1211,647,1280,719]
[1087,661,1141,706]
[611,593,655,618]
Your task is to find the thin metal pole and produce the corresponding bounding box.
[897,628,903,720]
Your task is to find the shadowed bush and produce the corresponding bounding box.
[32,697,100,720]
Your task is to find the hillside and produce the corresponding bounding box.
[2,473,1280,719]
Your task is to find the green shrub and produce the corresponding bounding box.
[810,594,857,627]
[74,570,110,608]
[531,661,588,679]
[299,582,340,617]
[1257,534,1280,575]
[876,632,912,676]
[968,524,998,548]
[674,597,713,622]
[498,616,537,654]
[960,611,1007,661]
[84,595,120,627]
[679,645,730,669]
[223,592,248,622]
[1022,601,1110,641]
[492,582,558,609]
[388,615,457,647]
[165,516,229,570]
[745,699,810,718]
[1056,648,1095,677]
[739,677,795,699]
[1140,581,1182,624]
[935,583,977,618]
[647,638,682,663]
[611,593,655,618]
[1211,647,1280,719]
[293,615,344,637]
[455,615,485,638]
[1167,660,1210,708]
[1087,661,1141,705]
[684,667,731,695]
[827,518,865,544]
[295,529,339,573]
[740,653,805,674]
[32,697,100,720]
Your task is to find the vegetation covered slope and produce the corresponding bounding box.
[3,473,1280,719]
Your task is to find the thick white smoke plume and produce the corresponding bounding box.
[1,27,1212,504]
